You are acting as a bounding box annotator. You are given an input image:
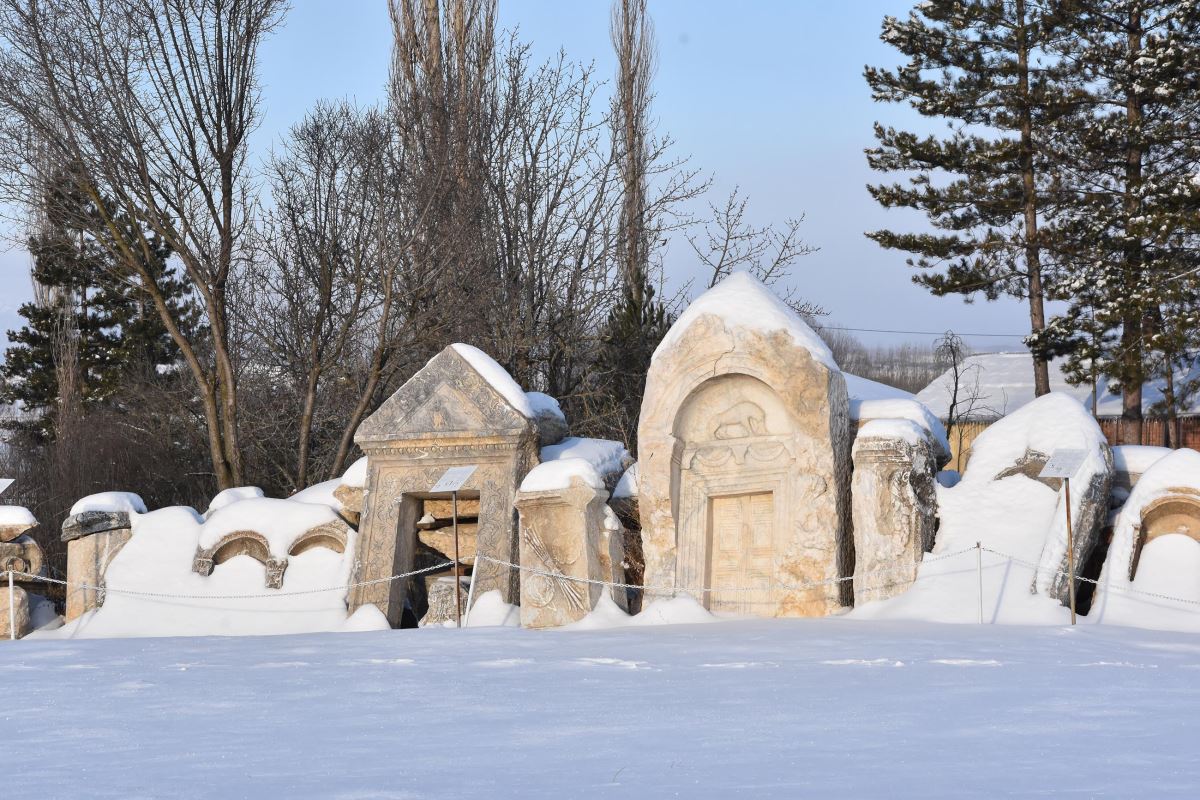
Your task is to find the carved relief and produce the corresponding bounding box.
[349,345,541,627]
[638,290,853,619]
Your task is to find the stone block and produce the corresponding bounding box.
[420,576,470,626]
[0,584,31,639]
[64,528,132,621]
[517,476,627,628]
[851,421,938,605]
[0,535,45,577]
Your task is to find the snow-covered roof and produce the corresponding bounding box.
[917,352,1200,420]
[653,271,838,369]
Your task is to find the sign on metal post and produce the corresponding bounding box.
[430,466,477,629]
[0,478,13,497]
[1038,449,1088,480]
[430,466,477,494]
[1040,448,1087,625]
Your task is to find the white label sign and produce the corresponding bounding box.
[1039,449,1089,480]
[0,478,12,497]
[430,465,477,494]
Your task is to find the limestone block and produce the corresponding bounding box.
[0,584,31,639]
[851,422,938,605]
[64,529,132,621]
[638,278,853,618]
[333,484,363,526]
[420,576,470,626]
[517,476,627,629]
[0,535,45,577]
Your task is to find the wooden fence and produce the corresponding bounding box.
[944,416,1200,473]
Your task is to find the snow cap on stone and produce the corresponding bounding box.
[653,271,837,369]
[450,343,536,418]
[70,492,147,516]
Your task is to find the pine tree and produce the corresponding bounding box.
[865,0,1075,397]
[1034,0,1200,444]
[1,168,189,440]
[594,271,673,451]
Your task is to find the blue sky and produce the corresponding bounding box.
[0,1,1036,354]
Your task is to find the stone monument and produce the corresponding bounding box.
[637,273,854,617]
[349,344,560,627]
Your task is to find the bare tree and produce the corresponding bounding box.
[244,102,396,490]
[0,0,285,489]
[689,186,821,316]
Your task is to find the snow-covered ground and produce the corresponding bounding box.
[3,618,1200,797]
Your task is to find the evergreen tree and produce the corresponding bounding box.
[865,0,1075,397]
[594,271,673,450]
[1034,0,1200,445]
[1,168,189,439]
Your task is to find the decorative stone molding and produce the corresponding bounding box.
[192,530,288,589]
[349,345,541,627]
[517,476,626,628]
[851,423,938,605]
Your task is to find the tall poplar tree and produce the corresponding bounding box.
[865,0,1074,397]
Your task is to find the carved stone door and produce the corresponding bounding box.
[707,491,774,614]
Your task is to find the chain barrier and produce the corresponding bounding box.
[5,540,1200,617]
[977,545,1200,608]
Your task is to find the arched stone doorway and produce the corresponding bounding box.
[1130,492,1200,580]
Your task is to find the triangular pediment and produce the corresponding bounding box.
[356,346,531,444]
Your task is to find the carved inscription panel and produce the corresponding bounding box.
[708,491,774,614]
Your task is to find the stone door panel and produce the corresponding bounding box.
[707,491,774,614]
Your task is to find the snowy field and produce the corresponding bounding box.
[5,618,1200,798]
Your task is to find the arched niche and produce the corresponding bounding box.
[288,525,348,557]
[1131,492,1200,580]
[193,530,288,589]
[670,374,817,615]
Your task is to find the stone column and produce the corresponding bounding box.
[61,511,133,622]
[516,477,627,628]
[851,422,938,606]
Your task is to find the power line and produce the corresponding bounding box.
[813,324,1028,339]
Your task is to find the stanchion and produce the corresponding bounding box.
[7,570,14,641]
[976,541,983,624]
[1065,476,1077,625]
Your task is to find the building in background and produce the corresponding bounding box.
[918,352,1200,469]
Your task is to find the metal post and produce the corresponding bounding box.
[464,553,480,628]
[1065,477,1077,625]
[976,541,983,625]
[7,570,15,641]
[452,490,461,629]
